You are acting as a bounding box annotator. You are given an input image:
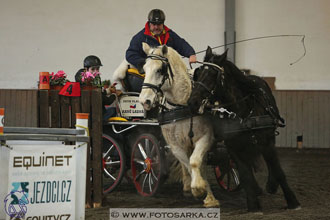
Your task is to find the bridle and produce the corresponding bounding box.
[192,61,225,113]
[193,61,224,95]
[141,54,174,96]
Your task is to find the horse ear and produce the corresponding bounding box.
[221,49,229,60]
[204,46,213,61]
[142,42,151,54]
[162,45,168,55]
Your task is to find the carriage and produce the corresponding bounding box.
[101,71,240,197]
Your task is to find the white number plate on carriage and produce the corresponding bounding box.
[119,96,145,118]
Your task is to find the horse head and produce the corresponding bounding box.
[140,42,191,110]
[188,47,228,113]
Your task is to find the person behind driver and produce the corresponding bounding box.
[75,55,117,121]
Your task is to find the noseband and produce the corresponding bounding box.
[142,54,174,96]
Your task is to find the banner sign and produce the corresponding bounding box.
[4,145,77,220]
[119,96,145,118]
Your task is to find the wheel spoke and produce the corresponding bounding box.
[145,138,151,156]
[103,145,114,158]
[151,169,158,181]
[133,159,145,166]
[142,173,148,192]
[232,169,240,185]
[104,168,116,181]
[138,143,148,159]
[105,161,120,165]
[148,173,152,192]
[135,169,146,181]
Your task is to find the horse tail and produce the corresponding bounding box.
[168,159,182,183]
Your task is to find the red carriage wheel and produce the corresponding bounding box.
[214,160,241,192]
[102,134,126,194]
[131,133,163,197]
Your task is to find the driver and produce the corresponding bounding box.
[126,9,197,73]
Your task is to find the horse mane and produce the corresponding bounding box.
[223,60,262,94]
[222,58,282,121]
[166,47,188,74]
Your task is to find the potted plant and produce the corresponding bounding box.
[102,79,111,88]
[50,70,69,90]
[81,71,102,89]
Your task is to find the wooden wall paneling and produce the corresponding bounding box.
[39,90,49,128]
[280,91,287,147]
[14,90,22,126]
[30,90,38,127]
[80,90,92,208]
[274,91,284,147]
[326,92,330,148]
[71,96,81,127]
[8,90,17,126]
[285,90,294,147]
[317,92,324,148]
[305,91,312,148]
[60,96,71,128]
[313,91,319,148]
[20,91,28,127]
[91,89,103,207]
[50,90,61,128]
[296,91,304,147]
[320,91,329,148]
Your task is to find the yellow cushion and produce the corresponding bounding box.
[127,68,145,78]
[108,117,128,122]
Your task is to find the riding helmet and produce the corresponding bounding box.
[83,55,103,68]
[148,9,165,24]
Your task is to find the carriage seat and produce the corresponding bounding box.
[121,68,145,93]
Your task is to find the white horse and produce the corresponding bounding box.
[139,43,219,208]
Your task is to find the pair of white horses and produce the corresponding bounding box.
[113,43,219,207]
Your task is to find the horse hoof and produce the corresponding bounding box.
[287,205,302,210]
[203,199,220,208]
[191,187,207,199]
[293,206,302,210]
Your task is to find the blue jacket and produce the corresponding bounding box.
[126,23,195,68]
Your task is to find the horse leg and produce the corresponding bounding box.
[200,163,220,207]
[230,151,262,212]
[181,163,192,194]
[189,135,211,199]
[264,160,279,194]
[169,145,193,193]
[252,170,264,196]
[262,144,301,209]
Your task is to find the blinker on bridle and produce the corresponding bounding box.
[193,61,225,95]
[141,54,174,95]
[192,61,224,114]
